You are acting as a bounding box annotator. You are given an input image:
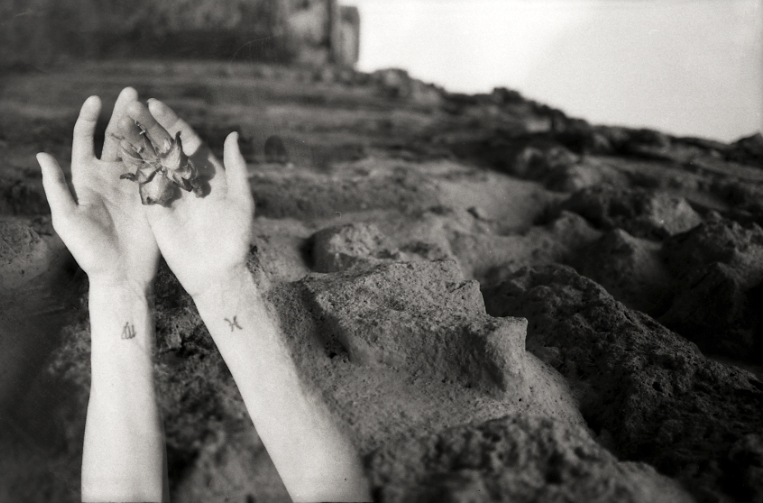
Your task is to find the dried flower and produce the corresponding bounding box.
[118,123,202,205]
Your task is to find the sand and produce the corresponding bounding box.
[1,60,762,502]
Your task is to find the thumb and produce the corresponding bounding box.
[37,153,76,218]
[223,132,253,208]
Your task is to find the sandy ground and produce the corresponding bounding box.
[1,60,763,502]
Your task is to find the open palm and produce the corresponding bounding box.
[37,89,159,290]
[119,99,254,298]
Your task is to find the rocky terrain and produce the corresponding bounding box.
[1,59,762,502]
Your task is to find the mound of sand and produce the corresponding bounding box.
[1,60,762,503]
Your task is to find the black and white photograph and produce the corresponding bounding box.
[0,1,762,501]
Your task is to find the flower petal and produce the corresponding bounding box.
[138,171,176,206]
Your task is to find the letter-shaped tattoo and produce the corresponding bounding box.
[121,322,136,340]
[224,316,242,332]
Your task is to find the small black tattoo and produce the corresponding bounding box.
[224,316,242,332]
[121,322,136,340]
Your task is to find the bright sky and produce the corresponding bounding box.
[350,0,762,142]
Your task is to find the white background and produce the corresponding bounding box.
[350,0,762,142]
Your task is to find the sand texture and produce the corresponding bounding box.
[1,61,762,503]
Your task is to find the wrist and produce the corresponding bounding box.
[88,275,153,299]
[88,278,155,351]
[192,264,253,304]
[192,265,260,326]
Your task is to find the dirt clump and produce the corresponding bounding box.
[452,210,601,285]
[0,178,48,216]
[271,258,585,456]
[311,222,397,272]
[660,218,763,361]
[662,217,763,280]
[367,414,693,503]
[303,260,527,397]
[483,264,763,502]
[559,185,703,239]
[572,228,674,316]
[0,217,62,289]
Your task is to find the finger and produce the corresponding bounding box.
[126,101,174,154]
[147,98,203,155]
[224,132,254,207]
[36,153,76,217]
[102,87,139,161]
[117,116,156,158]
[72,95,102,166]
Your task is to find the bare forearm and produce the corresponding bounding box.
[194,269,371,502]
[83,281,167,503]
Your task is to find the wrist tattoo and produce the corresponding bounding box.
[224,316,242,332]
[121,322,136,340]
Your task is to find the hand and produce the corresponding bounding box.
[36,88,160,292]
[118,99,254,299]
[120,101,371,502]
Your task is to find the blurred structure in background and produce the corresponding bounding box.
[0,0,360,68]
[350,0,761,142]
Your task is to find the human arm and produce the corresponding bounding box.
[121,99,371,502]
[195,267,371,502]
[36,89,167,502]
[82,280,167,502]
